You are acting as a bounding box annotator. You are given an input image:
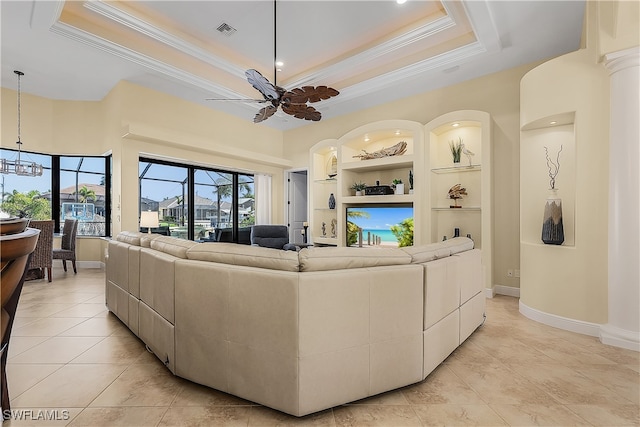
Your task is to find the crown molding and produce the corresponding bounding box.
[81,0,470,90]
[286,14,456,87]
[83,0,247,79]
[49,20,249,103]
[320,41,487,108]
[122,123,292,168]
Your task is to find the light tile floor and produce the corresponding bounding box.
[4,267,639,426]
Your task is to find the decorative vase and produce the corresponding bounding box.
[541,189,564,245]
[355,190,363,196]
[394,183,404,195]
[328,193,336,209]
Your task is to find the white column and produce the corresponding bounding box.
[601,47,640,351]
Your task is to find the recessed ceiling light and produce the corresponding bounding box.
[396,0,408,4]
[364,136,370,142]
[550,121,557,125]
[395,130,401,135]
[452,123,460,127]
[275,61,284,67]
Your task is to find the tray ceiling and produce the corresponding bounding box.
[1,1,585,130]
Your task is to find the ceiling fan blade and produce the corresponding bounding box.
[283,86,339,104]
[205,98,269,103]
[281,103,322,121]
[253,105,278,123]
[245,69,280,101]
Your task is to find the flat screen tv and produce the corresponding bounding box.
[346,204,413,248]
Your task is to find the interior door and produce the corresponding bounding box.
[288,171,308,244]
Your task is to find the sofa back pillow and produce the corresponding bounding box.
[401,243,450,263]
[440,237,475,255]
[140,234,161,248]
[186,243,300,272]
[401,237,474,263]
[299,246,411,272]
[115,231,145,246]
[150,236,198,259]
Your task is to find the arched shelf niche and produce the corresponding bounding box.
[309,120,424,247]
[425,110,492,291]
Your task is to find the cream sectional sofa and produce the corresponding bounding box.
[105,232,485,416]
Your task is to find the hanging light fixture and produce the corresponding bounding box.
[0,70,43,177]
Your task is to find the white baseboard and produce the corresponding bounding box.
[600,324,640,352]
[484,285,520,298]
[77,261,104,269]
[494,285,520,298]
[519,300,601,337]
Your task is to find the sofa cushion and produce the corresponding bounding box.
[186,243,300,272]
[401,237,474,264]
[441,237,475,254]
[115,231,145,246]
[150,236,198,258]
[401,243,451,263]
[299,247,411,272]
[140,233,161,248]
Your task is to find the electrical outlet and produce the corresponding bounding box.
[515,269,521,278]
[507,269,513,277]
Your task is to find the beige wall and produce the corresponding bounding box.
[1,81,288,258]
[1,58,567,294]
[2,64,535,287]
[520,48,609,324]
[596,0,640,57]
[518,0,638,325]
[284,63,539,289]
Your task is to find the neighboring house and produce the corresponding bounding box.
[140,197,159,212]
[158,195,233,226]
[42,183,105,213]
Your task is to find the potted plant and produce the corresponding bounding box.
[392,179,404,195]
[449,137,463,164]
[351,182,367,196]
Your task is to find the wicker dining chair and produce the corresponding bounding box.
[53,219,78,274]
[26,220,54,282]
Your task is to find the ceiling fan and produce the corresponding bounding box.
[207,1,339,123]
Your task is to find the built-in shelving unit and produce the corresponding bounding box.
[308,113,491,288]
[425,110,492,289]
[309,139,339,246]
[309,120,424,246]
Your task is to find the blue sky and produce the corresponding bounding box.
[346,206,412,230]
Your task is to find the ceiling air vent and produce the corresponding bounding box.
[216,22,237,37]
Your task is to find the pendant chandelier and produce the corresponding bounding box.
[0,70,43,177]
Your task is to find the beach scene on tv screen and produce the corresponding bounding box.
[346,206,413,247]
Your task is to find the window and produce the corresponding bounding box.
[0,149,111,236]
[238,174,255,228]
[0,150,52,219]
[139,161,188,238]
[139,157,254,242]
[60,156,109,236]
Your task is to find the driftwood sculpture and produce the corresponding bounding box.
[353,141,407,160]
[448,184,468,208]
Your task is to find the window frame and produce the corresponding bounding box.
[139,157,254,243]
[0,148,111,236]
